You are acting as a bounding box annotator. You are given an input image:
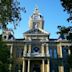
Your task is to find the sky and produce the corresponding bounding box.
[7,0,72,39]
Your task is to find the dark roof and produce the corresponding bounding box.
[49,39,57,41]
[15,38,25,41]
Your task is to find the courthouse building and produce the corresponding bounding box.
[2,7,72,72]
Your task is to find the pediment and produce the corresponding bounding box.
[24,28,49,35]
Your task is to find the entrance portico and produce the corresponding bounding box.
[22,59,50,72]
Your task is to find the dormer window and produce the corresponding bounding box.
[4,35,6,39]
[2,29,14,40]
[8,34,14,40]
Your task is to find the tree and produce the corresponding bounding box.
[57,26,71,39]
[60,0,72,22]
[0,0,26,29]
[0,35,10,72]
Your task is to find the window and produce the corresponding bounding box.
[4,35,6,39]
[49,48,57,59]
[33,22,39,29]
[62,46,69,72]
[8,34,13,40]
[15,64,22,72]
[16,48,19,57]
[15,64,18,72]
[62,46,68,59]
[54,48,57,59]
[50,60,58,72]
[32,64,40,72]
[16,48,23,57]
[49,48,52,58]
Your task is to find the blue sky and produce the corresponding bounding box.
[7,0,72,39]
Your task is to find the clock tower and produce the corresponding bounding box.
[29,6,44,29]
[23,6,50,72]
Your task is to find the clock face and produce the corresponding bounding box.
[34,16,38,20]
[34,15,40,20]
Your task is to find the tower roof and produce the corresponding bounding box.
[31,6,43,19]
[29,6,44,30]
[33,5,40,14]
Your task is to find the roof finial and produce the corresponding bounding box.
[34,5,39,14]
[35,4,38,10]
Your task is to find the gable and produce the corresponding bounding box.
[24,28,49,35]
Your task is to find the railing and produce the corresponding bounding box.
[23,53,50,57]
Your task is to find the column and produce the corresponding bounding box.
[47,60,50,72]
[57,43,64,72]
[23,44,27,57]
[46,44,49,57]
[22,59,25,72]
[9,64,12,72]
[42,59,44,72]
[59,43,62,58]
[41,44,44,56]
[59,66,64,72]
[10,44,13,58]
[18,70,21,72]
[27,60,30,72]
[28,44,31,57]
[9,44,13,72]
[70,68,72,72]
[57,43,63,58]
[68,46,71,72]
[68,47,71,55]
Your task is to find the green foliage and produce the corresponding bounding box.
[0,36,10,72]
[61,0,72,12]
[57,26,70,34]
[57,26,72,40]
[0,0,26,29]
[60,0,72,22]
[67,32,72,40]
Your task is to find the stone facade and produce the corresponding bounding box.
[3,7,72,72]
